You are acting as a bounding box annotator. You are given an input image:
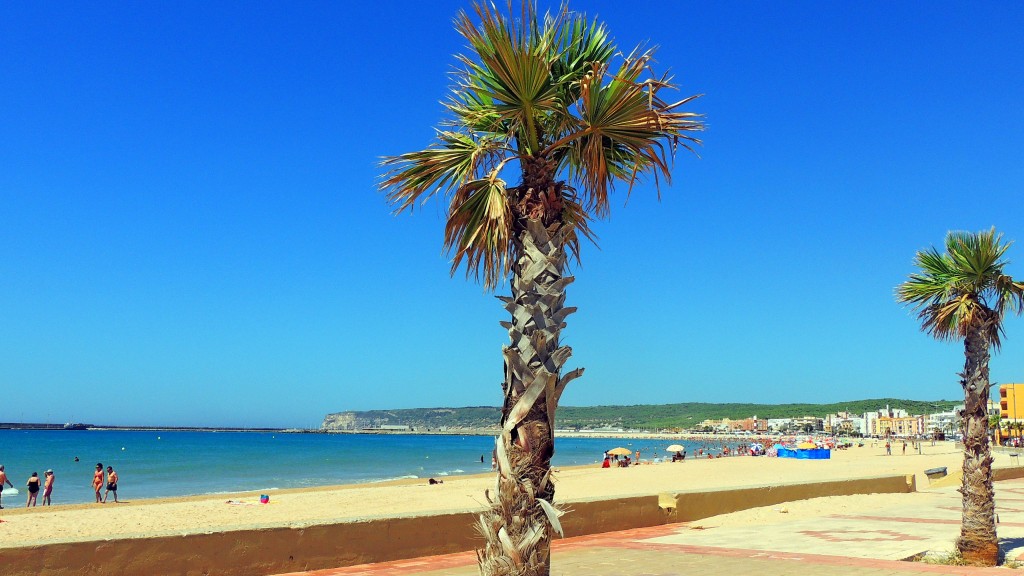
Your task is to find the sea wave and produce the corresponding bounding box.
[368,475,419,483]
[434,468,467,476]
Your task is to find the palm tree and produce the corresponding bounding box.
[896,228,1024,565]
[379,2,702,574]
[990,414,1002,444]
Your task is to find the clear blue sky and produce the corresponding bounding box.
[2,2,1022,428]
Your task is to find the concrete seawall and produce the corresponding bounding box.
[0,474,916,576]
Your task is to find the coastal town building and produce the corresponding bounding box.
[824,412,865,436]
[695,416,771,433]
[791,416,823,432]
[729,417,769,432]
[862,405,910,436]
[870,415,925,437]
[1001,384,1024,422]
[925,408,960,436]
[696,419,730,432]
[998,384,1024,442]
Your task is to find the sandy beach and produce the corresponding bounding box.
[0,440,986,550]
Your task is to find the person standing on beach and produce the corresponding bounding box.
[103,466,119,503]
[92,463,104,503]
[42,470,54,506]
[0,465,13,508]
[885,441,891,455]
[26,472,40,507]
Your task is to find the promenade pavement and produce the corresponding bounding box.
[276,477,1024,576]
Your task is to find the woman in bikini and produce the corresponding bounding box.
[26,472,40,507]
[93,463,104,503]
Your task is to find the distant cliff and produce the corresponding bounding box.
[322,407,502,431]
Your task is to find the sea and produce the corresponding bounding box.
[0,430,733,506]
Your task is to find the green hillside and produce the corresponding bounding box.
[323,398,959,431]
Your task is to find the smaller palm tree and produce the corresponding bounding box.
[1000,419,1011,445]
[989,415,1002,444]
[897,228,1024,565]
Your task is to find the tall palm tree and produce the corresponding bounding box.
[897,228,1024,565]
[379,2,702,574]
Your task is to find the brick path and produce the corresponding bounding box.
[275,478,1024,576]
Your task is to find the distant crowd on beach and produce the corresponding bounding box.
[0,461,120,509]
[599,442,770,468]
[595,435,939,468]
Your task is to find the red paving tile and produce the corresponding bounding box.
[799,529,928,543]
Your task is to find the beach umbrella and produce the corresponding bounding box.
[797,442,817,449]
[665,444,685,452]
[772,444,786,450]
[607,447,633,456]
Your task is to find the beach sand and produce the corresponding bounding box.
[0,441,981,549]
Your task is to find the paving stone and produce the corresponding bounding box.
[274,478,1024,576]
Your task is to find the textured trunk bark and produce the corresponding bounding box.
[476,218,583,576]
[956,322,998,565]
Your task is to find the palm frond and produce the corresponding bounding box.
[897,228,1024,346]
[444,89,509,136]
[558,51,704,216]
[454,2,560,154]
[380,1,704,290]
[444,175,513,290]
[550,11,614,105]
[381,132,507,213]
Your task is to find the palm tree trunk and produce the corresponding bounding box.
[476,218,582,576]
[957,323,998,565]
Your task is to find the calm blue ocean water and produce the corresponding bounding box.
[0,430,727,506]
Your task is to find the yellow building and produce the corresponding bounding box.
[1000,384,1024,441]
[871,416,923,437]
[1001,384,1024,420]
